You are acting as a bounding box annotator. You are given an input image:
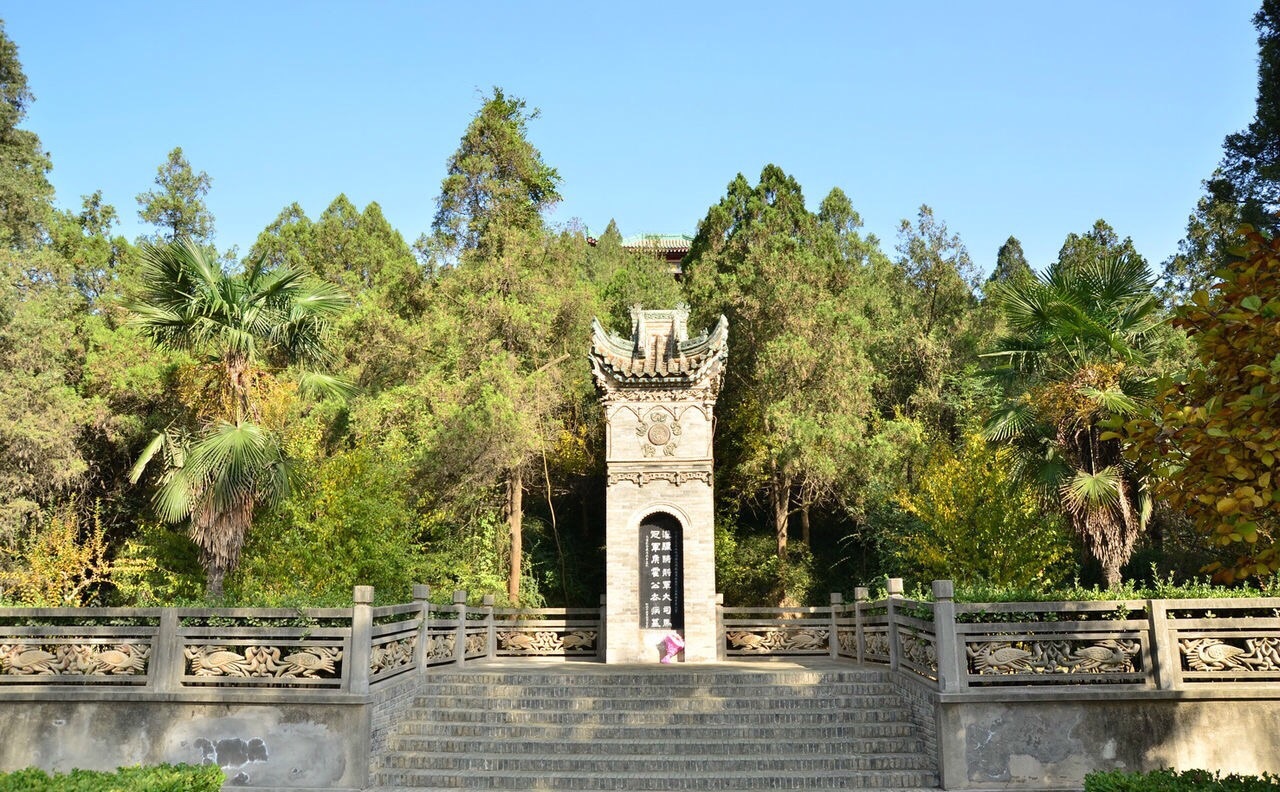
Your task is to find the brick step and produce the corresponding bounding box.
[393,720,922,741]
[428,671,890,687]
[372,768,940,790]
[368,788,941,792]
[380,751,933,773]
[387,736,928,756]
[417,682,899,698]
[394,707,913,726]
[407,693,908,712]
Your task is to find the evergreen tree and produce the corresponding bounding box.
[49,191,132,308]
[1162,171,1244,299]
[1055,219,1145,274]
[685,167,889,578]
[989,236,1033,288]
[424,89,582,604]
[1220,0,1280,235]
[1166,3,1280,299]
[0,21,54,249]
[136,147,214,245]
[430,87,560,258]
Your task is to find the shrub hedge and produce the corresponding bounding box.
[1086,769,1280,792]
[0,764,223,791]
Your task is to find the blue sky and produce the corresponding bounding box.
[3,2,1263,276]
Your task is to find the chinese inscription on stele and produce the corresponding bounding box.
[640,515,683,630]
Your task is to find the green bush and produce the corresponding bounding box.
[0,763,223,791]
[1085,768,1280,792]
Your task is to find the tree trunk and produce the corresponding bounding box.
[1101,554,1123,590]
[506,468,523,605]
[800,501,811,546]
[205,562,226,600]
[771,471,792,561]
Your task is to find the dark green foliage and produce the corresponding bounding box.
[228,447,429,605]
[0,764,223,792]
[431,87,561,256]
[1162,172,1245,299]
[1219,0,1280,236]
[0,21,54,249]
[135,147,214,245]
[1168,3,1280,300]
[1085,768,1280,792]
[588,219,682,333]
[989,236,1033,288]
[715,515,817,606]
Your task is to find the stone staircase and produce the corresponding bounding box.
[368,660,939,791]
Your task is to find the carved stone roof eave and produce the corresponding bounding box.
[589,314,728,393]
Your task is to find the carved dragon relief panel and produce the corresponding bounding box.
[497,629,598,655]
[423,631,457,662]
[184,644,343,679]
[0,642,150,677]
[724,628,829,654]
[966,638,1140,677]
[863,630,891,660]
[898,629,938,674]
[370,634,416,676]
[836,628,858,655]
[464,631,487,657]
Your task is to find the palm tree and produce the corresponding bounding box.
[983,254,1160,588]
[128,239,351,597]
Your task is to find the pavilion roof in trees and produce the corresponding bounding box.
[590,304,728,390]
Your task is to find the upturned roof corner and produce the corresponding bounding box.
[589,305,728,392]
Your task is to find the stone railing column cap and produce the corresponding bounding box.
[854,587,869,602]
[887,577,904,597]
[354,585,374,604]
[412,584,430,600]
[452,590,467,604]
[932,580,955,600]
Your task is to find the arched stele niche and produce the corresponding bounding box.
[635,510,685,630]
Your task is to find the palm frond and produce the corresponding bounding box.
[129,431,169,484]
[983,401,1036,442]
[297,371,359,402]
[1078,385,1142,417]
[1060,466,1123,514]
[153,466,195,524]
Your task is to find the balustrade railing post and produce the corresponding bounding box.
[828,593,843,659]
[887,577,903,673]
[931,579,966,691]
[153,608,183,692]
[854,586,868,664]
[482,594,496,659]
[453,590,468,665]
[412,584,430,679]
[1147,598,1176,690]
[350,585,374,694]
[715,593,725,661]
[598,594,608,660]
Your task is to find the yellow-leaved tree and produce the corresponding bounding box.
[894,433,1073,587]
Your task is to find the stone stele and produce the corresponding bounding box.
[590,304,727,663]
